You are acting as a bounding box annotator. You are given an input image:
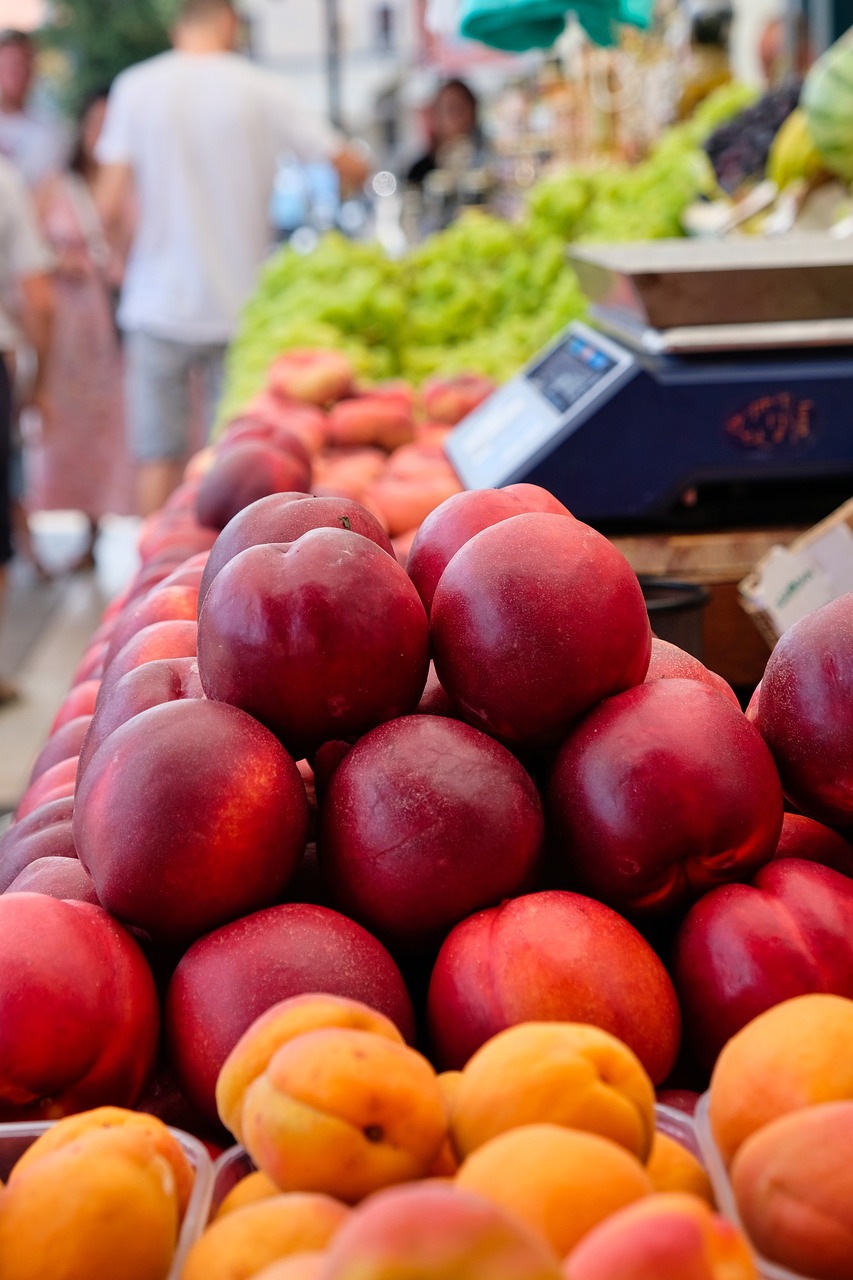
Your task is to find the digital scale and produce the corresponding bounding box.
[444,238,853,532]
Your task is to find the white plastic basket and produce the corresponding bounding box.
[0,1120,215,1280]
[694,1092,813,1280]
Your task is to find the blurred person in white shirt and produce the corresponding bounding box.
[96,0,370,517]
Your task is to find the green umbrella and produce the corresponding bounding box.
[459,0,655,51]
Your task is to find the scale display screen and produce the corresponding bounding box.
[445,324,631,491]
[528,336,617,413]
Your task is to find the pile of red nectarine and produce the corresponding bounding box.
[3,342,853,1277]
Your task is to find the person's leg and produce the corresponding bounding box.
[68,515,98,573]
[125,331,193,518]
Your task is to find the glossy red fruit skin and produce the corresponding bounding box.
[319,715,544,952]
[165,901,416,1124]
[77,656,205,783]
[427,889,681,1082]
[74,699,309,944]
[95,619,198,707]
[0,893,160,1121]
[758,593,853,827]
[406,486,573,616]
[197,528,429,760]
[431,513,651,748]
[673,859,853,1070]
[102,585,199,671]
[198,492,394,606]
[0,797,77,893]
[548,679,784,919]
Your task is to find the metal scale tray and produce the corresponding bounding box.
[569,237,853,355]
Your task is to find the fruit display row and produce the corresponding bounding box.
[219,82,754,421]
[3,347,853,1277]
[6,989,852,1278]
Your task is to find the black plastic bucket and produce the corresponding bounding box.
[639,577,711,662]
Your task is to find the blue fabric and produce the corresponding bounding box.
[459,0,655,51]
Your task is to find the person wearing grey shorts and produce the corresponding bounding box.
[124,331,227,469]
[94,0,369,517]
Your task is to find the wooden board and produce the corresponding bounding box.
[611,527,807,689]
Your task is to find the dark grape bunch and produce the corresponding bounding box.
[705,80,802,193]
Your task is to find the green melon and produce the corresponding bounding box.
[803,31,853,183]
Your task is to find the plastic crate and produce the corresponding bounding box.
[0,1120,215,1279]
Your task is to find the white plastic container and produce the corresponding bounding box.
[0,1120,215,1280]
[694,1092,813,1280]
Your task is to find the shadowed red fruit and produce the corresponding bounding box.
[240,395,329,455]
[319,715,544,951]
[416,662,458,717]
[644,638,740,707]
[0,893,159,1120]
[5,857,99,904]
[427,890,681,1081]
[0,797,77,892]
[15,757,78,822]
[772,814,853,878]
[267,349,354,406]
[327,396,414,451]
[197,529,429,759]
[422,374,497,425]
[220,418,312,470]
[165,902,415,1124]
[95,619,198,706]
[49,680,100,734]
[548,680,784,918]
[407,487,574,616]
[27,716,91,786]
[431,514,651,747]
[196,442,311,531]
[71,640,108,685]
[103,586,199,671]
[674,859,853,1070]
[73,700,309,943]
[78,657,205,783]
[758,594,853,826]
[198,493,394,606]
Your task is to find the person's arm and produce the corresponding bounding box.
[18,271,55,418]
[332,143,370,196]
[270,77,371,197]
[5,167,55,423]
[95,162,134,262]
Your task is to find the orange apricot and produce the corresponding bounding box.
[450,1022,655,1163]
[709,994,853,1165]
[216,994,405,1140]
[456,1123,652,1258]
[181,1193,348,1280]
[241,1028,448,1203]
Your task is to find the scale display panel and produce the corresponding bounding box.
[445,325,633,491]
[528,336,617,413]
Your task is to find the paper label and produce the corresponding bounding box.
[807,522,853,598]
[751,546,837,636]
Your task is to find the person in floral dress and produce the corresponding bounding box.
[28,89,131,569]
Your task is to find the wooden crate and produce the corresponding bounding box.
[610,527,806,690]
